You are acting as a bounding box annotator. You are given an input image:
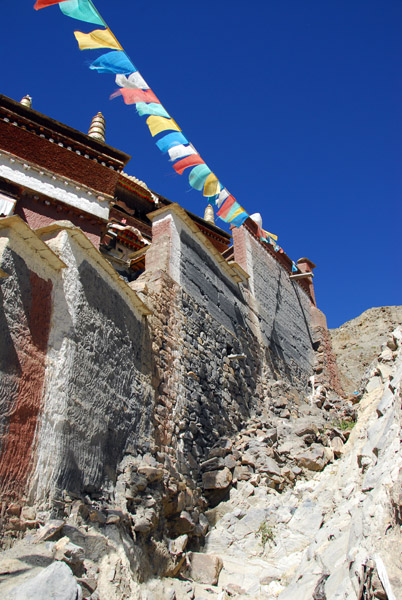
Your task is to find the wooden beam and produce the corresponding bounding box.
[289,272,314,280]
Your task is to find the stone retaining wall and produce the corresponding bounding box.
[0,207,336,541]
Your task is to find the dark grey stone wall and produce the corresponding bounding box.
[246,235,315,380]
[179,229,247,336]
[177,222,314,386]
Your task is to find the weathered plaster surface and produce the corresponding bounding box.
[30,230,154,503]
[0,151,109,220]
[16,199,102,248]
[0,248,52,500]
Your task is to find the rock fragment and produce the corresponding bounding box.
[187,552,223,585]
[5,561,81,600]
[202,468,232,490]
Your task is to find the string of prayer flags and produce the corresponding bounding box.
[33,1,280,246]
[90,51,136,74]
[74,28,123,51]
[59,0,103,25]
[292,262,298,272]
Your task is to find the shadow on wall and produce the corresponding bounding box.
[291,280,314,347]
[53,260,154,496]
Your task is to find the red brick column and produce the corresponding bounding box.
[297,257,317,306]
[145,216,172,274]
[231,225,249,274]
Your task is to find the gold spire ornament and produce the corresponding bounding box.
[20,95,32,108]
[88,112,106,143]
[203,203,215,225]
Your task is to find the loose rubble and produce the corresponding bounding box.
[0,325,401,599]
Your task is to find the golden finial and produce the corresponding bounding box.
[204,203,215,225]
[88,112,106,143]
[20,95,32,108]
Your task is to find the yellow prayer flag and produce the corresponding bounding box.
[146,116,181,137]
[203,173,220,197]
[264,229,278,241]
[74,28,123,51]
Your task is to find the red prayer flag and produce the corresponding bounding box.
[111,88,160,105]
[217,196,236,219]
[34,0,70,10]
[173,155,204,175]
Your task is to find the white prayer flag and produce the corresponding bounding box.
[115,72,150,90]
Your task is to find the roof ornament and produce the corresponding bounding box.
[20,95,32,108]
[249,213,262,229]
[204,203,215,225]
[88,112,106,143]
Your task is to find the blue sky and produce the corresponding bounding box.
[1,1,401,328]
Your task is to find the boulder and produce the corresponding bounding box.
[170,511,196,535]
[133,517,153,533]
[258,457,282,477]
[169,534,189,555]
[35,520,65,543]
[330,436,345,457]
[137,466,164,482]
[54,537,85,575]
[233,465,253,481]
[6,504,22,517]
[187,552,223,585]
[295,445,329,471]
[5,561,81,600]
[224,455,237,470]
[208,439,233,458]
[294,423,319,438]
[200,457,225,472]
[20,506,36,521]
[202,467,232,490]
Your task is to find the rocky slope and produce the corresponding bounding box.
[330,306,402,396]
[0,321,401,600]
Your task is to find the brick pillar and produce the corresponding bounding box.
[297,257,317,306]
[145,215,172,274]
[231,224,249,274]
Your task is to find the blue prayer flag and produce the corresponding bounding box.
[90,51,136,74]
[230,212,249,227]
[156,132,189,153]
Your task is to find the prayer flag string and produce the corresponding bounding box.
[31,1,306,272]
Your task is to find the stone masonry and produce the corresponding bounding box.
[0,197,341,587]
